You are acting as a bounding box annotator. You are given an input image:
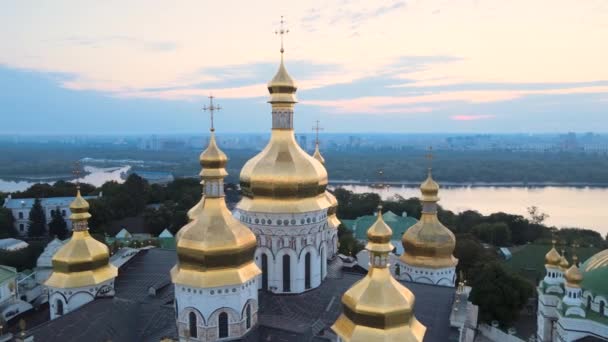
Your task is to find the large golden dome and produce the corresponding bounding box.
[401,170,457,269]
[172,132,260,288]
[238,52,329,214]
[45,190,117,288]
[332,208,426,342]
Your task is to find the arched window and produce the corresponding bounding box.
[601,301,605,316]
[246,304,251,329]
[283,255,291,292]
[56,299,64,316]
[189,312,197,338]
[261,254,268,291]
[18,212,23,219]
[219,312,229,338]
[305,252,311,289]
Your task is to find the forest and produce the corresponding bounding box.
[1,143,608,184]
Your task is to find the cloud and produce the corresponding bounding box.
[451,114,495,121]
[328,0,407,28]
[60,35,178,52]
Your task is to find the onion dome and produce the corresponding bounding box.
[172,131,260,288]
[310,143,340,229]
[238,51,329,214]
[267,54,297,104]
[400,169,457,269]
[332,207,426,342]
[559,253,570,271]
[565,255,583,288]
[45,190,117,288]
[545,241,562,267]
[312,143,325,165]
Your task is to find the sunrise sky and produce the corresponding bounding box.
[1,0,607,134]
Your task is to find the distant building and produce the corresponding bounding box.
[0,265,33,322]
[133,171,174,184]
[3,194,99,236]
[342,210,417,255]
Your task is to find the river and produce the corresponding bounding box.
[0,165,130,192]
[333,184,608,236]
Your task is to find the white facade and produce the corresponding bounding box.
[47,278,114,320]
[35,238,66,285]
[394,258,456,287]
[174,279,258,341]
[234,209,331,294]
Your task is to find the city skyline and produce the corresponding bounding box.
[1,0,607,134]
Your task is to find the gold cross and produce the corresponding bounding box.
[275,15,289,54]
[425,146,434,169]
[312,120,324,145]
[202,95,221,132]
[72,161,82,189]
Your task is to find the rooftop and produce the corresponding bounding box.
[30,248,456,342]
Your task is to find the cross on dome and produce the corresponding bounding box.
[312,120,324,145]
[202,95,221,132]
[275,15,289,54]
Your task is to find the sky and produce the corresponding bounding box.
[1,0,607,134]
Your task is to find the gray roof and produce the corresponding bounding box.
[31,248,456,342]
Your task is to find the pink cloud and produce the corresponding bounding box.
[450,114,495,121]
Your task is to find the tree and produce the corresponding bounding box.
[88,198,114,234]
[0,207,17,238]
[143,204,173,236]
[123,173,150,214]
[471,222,511,246]
[28,198,47,237]
[48,206,68,239]
[469,261,533,327]
[337,224,364,256]
[453,234,494,277]
[527,206,549,225]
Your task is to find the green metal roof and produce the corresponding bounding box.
[342,211,418,241]
[0,265,17,284]
[581,265,608,299]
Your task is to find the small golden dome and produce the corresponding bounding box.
[187,193,205,222]
[200,132,228,179]
[565,256,583,287]
[312,143,325,165]
[400,170,456,269]
[332,206,426,341]
[420,169,439,202]
[173,129,260,288]
[46,190,117,289]
[366,207,394,254]
[559,255,570,271]
[69,190,91,221]
[545,242,562,267]
[267,55,297,104]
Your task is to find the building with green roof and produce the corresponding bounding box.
[342,210,417,255]
[536,246,608,341]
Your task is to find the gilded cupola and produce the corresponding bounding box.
[311,141,340,229]
[401,169,457,269]
[237,40,329,214]
[45,189,117,288]
[559,250,570,271]
[332,207,426,342]
[565,255,583,288]
[545,241,562,268]
[172,129,260,288]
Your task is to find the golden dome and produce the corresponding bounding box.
[267,54,297,104]
[366,207,394,254]
[310,142,340,229]
[332,207,426,341]
[172,129,260,288]
[559,254,570,271]
[400,170,457,269]
[420,169,439,202]
[545,241,561,267]
[565,256,583,287]
[581,249,608,272]
[187,189,205,222]
[45,190,117,288]
[312,143,325,165]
